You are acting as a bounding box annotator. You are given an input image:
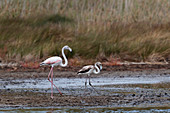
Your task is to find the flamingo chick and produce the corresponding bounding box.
[40,45,72,99]
[77,62,102,94]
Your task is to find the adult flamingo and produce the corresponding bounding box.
[77,62,102,94]
[40,45,72,99]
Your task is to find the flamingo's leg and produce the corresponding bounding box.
[48,67,62,96]
[47,67,53,98]
[83,75,88,95]
[47,67,53,81]
[88,76,100,94]
[51,67,54,99]
[85,76,88,89]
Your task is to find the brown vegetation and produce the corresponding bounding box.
[0,0,170,64]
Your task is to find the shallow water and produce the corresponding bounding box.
[0,76,170,89]
[0,75,170,112]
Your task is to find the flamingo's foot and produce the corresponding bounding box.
[59,92,63,96]
[51,96,54,99]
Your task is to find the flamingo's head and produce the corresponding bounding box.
[40,62,44,66]
[40,62,46,66]
[96,62,102,70]
[64,45,72,52]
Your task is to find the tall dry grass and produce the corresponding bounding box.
[0,0,170,62]
[1,0,169,23]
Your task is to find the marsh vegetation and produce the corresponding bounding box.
[0,0,169,62]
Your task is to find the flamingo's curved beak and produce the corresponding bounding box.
[40,63,43,66]
[40,62,45,66]
[100,65,102,70]
[69,48,72,52]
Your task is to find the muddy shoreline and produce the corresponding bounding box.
[0,64,170,109]
[0,63,170,79]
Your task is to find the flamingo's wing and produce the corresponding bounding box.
[77,65,93,74]
[42,56,62,65]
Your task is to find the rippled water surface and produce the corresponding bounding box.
[1,107,170,113]
[0,75,170,112]
[0,76,170,89]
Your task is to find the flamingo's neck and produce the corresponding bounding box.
[60,47,68,67]
[93,63,100,74]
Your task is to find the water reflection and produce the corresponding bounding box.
[1,107,170,113]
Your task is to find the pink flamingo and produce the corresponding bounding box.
[40,45,72,99]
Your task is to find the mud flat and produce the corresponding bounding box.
[0,66,170,112]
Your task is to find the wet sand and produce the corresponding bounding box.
[0,64,170,109]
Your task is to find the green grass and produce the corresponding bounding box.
[0,0,170,62]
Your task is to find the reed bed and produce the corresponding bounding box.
[0,0,170,62]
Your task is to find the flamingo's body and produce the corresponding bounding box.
[77,62,102,93]
[77,65,94,75]
[41,56,62,66]
[40,45,72,99]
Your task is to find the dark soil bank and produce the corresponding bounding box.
[0,64,170,108]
